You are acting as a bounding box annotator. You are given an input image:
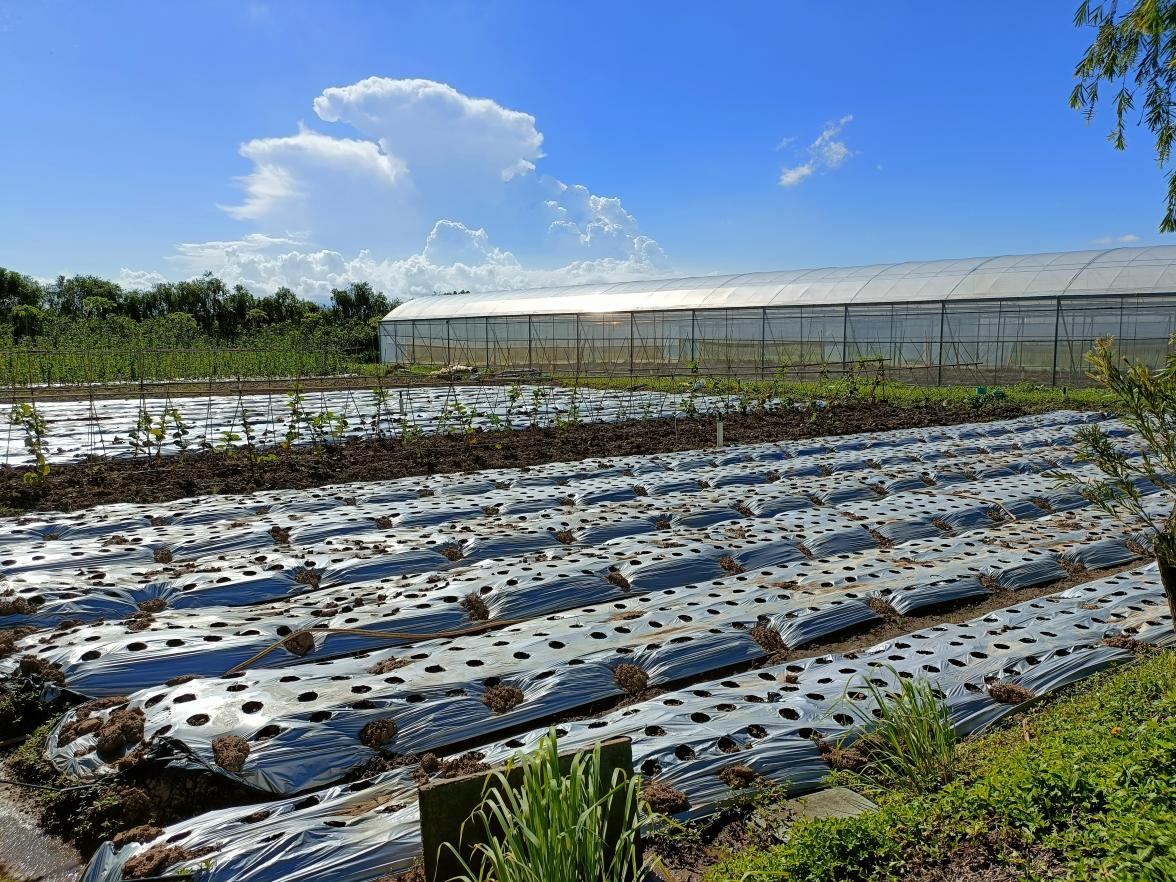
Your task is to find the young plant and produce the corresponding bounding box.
[1060,335,1176,625]
[283,392,307,449]
[9,402,50,485]
[445,730,659,882]
[831,671,956,795]
[370,386,391,439]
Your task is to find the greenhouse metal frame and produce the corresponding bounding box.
[379,246,1176,386]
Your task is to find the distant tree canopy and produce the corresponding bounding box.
[0,266,402,351]
[1072,1,1176,230]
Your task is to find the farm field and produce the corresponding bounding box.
[0,385,731,467]
[1,407,1170,882]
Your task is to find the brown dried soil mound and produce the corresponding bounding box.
[212,735,251,773]
[988,682,1036,705]
[482,684,524,714]
[112,825,163,848]
[613,663,650,694]
[96,706,146,758]
[122,844,214,879]
[460,593,490,621]
[716,764,759,789]
[359,719,398,749]
[642,780,690,814]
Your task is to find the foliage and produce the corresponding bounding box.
[445,730,659,882]
[1060,335,1176,621]
[9,401,50,484]
[1071,0,1176,231]
[0,265,401,383]
[706,651,1176,882]
[832,672,957,795]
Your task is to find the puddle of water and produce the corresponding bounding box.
[0,763,83,882]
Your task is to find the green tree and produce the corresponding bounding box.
[1072,1,1176,230]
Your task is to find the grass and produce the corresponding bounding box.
[572,374,1118,413]
[445,730,657,882]
[705,650,1176,882]
[830,674,957,795]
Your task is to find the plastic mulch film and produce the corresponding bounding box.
[77,564,1172,882]
[42,489,1159,793]
[1,386,743,466]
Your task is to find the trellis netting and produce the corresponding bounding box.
[0,409,1167,882]
[0,384,741,465]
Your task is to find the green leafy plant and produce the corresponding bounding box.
[1059,335,1176,625]
[283,391,307,448]
[445,730,660,882]
[9,401,50,485]
[831,671,956,795]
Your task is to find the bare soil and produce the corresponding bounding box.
[0,401,1031,513]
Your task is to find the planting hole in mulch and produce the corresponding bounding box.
[642,780,691,814]
[482,684,524,714]
[269,525,292,544]
[359,719,398,749]
[212,735,251,773]
[988,682,1036,704]
[613,663,650,694]
[460,593,490,621]
[152,547,173,564]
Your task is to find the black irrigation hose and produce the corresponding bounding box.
[0,776,101,792]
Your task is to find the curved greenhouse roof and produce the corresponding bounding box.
[384,245,1176,320]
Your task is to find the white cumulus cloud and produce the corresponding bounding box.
[1091,233,1141,245]
[778,114,854,188]
[132,77,667,300]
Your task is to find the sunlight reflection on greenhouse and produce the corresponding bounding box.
[380,246,1176,386]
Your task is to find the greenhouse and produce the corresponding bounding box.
[379,246,1176,386]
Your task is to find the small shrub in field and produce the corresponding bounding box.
[444,730,659,882]
[831,672,956,794]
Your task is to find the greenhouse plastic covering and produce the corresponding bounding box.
[383,245,1176,318]
[0,408,1169,882]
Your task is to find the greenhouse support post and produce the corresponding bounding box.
[1050,296,1061,388]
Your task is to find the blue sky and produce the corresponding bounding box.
[0,0,1168,299]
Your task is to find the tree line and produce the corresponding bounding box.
[0,267,403,354]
